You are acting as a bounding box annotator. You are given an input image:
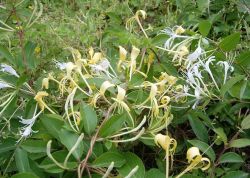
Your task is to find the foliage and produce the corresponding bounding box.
[0,0,250,178]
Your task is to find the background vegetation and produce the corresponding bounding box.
[0,0,250,178]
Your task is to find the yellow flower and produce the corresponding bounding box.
[35,46,41,54]
[186,147,210,170]
[42,78,49,89]
[70,48,82,62]
[88,47,102,64]
[34,91,54,114]
[119,46,127,61]
[100,81,115,96]
[90,81,115,107]
[111,86,134,126]
[176,147,211,178]
[175,26,185,35]
[129,46,140,81]
[154,134,177,152]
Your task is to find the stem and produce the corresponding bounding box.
[166,145,169,178]
[78,105,115,178]
[135,18,148,38]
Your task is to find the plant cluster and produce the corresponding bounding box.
[0,0,250,178]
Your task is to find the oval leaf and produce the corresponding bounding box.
[92,151,126,168]
[15,148,31,173]
[118,152,145,178]
[219,152,244,164]
[219,33,240,51]
[99,114,126,137]
[229,138,250,148]
[80,103,98,135]
[188,114,209,143]
[241,114,250,130]
[198,20,212,36]
[11,172,39,178]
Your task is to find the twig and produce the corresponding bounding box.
[78,105,115,178]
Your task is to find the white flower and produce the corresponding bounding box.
[18,105,42,141]
[20,125,34,138]
[89,59,115,78]
[217,61,234,84]
[0,64,19,77]
[0,81,12,89]
[186,47,203,69]
[202,56,219,90]
[161,26,189,49]
[55,61,67,70]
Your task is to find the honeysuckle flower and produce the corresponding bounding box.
[88,47,102,64]
[117,46,128,71]
[217,61,234,84]
[65,87,79,132]
[69,48,82,62]
[90,81,115,107]
[176,147,210,178]
[202,56,219,90]
[161,26,189,49]
[155,134,177,177]
[89,58,116,78]
[119,46,127,61]
[154,134,177,152]
[34,91,55,113]
[129,46,140,81]
[17,105,42,142]
[0,81,12,89]
[111,86,134,126]
[42,77,49,89]
[186,46,204,69]
[0,64,19,77]
[126,10,148,38]
[55,61,67,70]
[172,45,189,66]
[175,26,185,35]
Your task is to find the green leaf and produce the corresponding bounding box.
[197,0,209,12]
[219,152,244,164]
[80,103,98,135]
[220,75,245,97]
[92,151,126,168]
[228,80,250,100]
[188,114,208,143]
[58,129,84,160]
[99,114,126,137]
[24,42,38,69]
[236,51,250,69]
[21,140,47,153]
[11,172,39,178]
[188,140,216,161]
[214,127,228,144]
[15,148,31,173]
[229,138,250,148]
[0,45,15,64]
[118,152,145,178]
[198,20,212,36]
[219,33,241,51]
[40,114,64,139]
[241,114,250,130]
[145,168,165,178]
[151,34,168,45]
[0,138,16,154]
[39,150,77,173]
[222,171,249,178]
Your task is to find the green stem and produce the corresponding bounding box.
[166,145,169,178]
